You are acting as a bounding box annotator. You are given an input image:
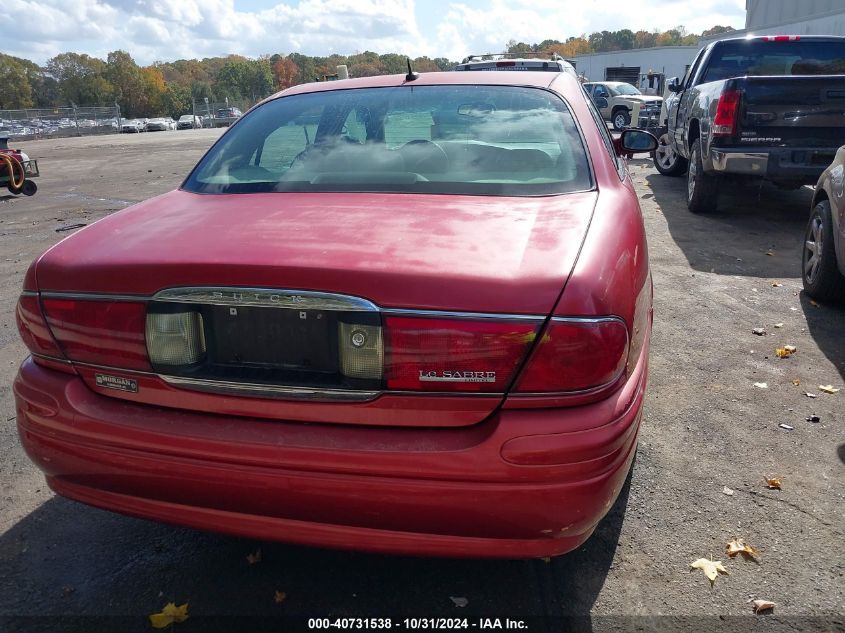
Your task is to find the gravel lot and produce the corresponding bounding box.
[0,130,842,632]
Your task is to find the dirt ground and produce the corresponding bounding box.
[0,130,842,632]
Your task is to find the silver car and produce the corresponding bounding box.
[803,146,845,302]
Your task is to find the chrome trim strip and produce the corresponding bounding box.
[32,353,73,366]
[152,287,378,312]
[382,308,544,321]
[20,290,38,298]
[39,291,148,302]
[159,374,381,402]
[550,315,626,324]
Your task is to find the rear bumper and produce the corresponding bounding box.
[14,346,647,559]
[710,146,835,183]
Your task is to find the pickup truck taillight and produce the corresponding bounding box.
[712,88,742,137]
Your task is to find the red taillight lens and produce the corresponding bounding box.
[513,318,628,393]
[16,294,64,358]
[41,298,151,370]
[384,316,538,392]
[713,88,741,136]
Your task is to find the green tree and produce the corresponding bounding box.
[161,83,192,118]
[105,50,145,115]
[46,52,113,106]
[0,54,35,109]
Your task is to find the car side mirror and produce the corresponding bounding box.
[595,97,608,109]
[667,77,682,93]
[617,129,658,155]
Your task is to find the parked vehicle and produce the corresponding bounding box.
[583,81,663,131]
[177,115,202,130]
[145,117,176,131]
[455,52,577,77]
[121,119,145,133]
[656,35,845,213]
[803,147,845,302]
[14,71,656,559]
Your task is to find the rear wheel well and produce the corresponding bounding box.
[687,119,700,147]
[813,188,829,209]
[611,105,629,115]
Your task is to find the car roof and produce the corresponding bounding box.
[270,71,580,101]
[584,81,629,87]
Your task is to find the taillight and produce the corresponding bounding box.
[713,88,741,136]
[384,316,538,392]
[513,318,628,393]
[41,298,150,370]
[146,311,206,366]
[16,294,65,358]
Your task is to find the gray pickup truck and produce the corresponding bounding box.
[654,36,845,213]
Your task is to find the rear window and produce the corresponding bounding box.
[702,40,845,83]
[183,85,591,196]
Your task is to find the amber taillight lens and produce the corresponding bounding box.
[384,316,538,392]
[41,298,151,371]
[513,318,629,393]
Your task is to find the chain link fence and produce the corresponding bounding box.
[0,105,122,141]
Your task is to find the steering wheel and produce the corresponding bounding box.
[399,139,449,173]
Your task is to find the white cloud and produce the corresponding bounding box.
[0,0,745,65]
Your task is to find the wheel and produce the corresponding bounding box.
[802,199,845,303]
[653,132,688,176]
[686,138,719,214]
[612,109,631,131]
[21,180,37,196]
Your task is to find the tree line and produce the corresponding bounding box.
[0,24,733,118]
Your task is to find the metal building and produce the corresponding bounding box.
[702,0,845,42]
[571,46,699,90]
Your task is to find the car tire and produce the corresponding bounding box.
[653,132,688,176]
[612,109,631,131]
[686,139,719,214]
[802,199,845,303]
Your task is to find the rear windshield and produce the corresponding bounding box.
[702,40,845,83]
[183,85,591,196]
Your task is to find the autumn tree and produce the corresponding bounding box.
[272,57,299,90]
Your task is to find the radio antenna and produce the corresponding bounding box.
[405,58,419,82]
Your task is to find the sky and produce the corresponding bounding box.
[1,0,746,65]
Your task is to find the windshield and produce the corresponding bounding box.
[702,40,845,82]
[612,84,641,96]
[182,85,592,196]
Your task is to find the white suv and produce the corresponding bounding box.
[455,53,577,77]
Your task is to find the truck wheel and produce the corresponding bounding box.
[612,109,630,131]
[686,139,719,214]
[802,200,845,303]
[653,132,688,176]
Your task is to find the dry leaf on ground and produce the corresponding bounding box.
[274,591,287,604]
[779,423,794,430]
[722,486,735,496]
[765,477,783,490]
[819,385,840,394]
[805,391,818,398]
[246,548,262,564]
[726,539,759,559]
[149,602,189,629]
[690,557,729,586]
[765,250,775,256]
[771,282,783,287]
[752,599,776,614]
[775,345,796,358]
[753,382,768,389]
[791,378,801,386]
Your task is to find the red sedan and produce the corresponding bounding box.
[15,71,655,558]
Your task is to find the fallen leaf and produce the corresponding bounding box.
[274,591,287,604]
[765,250,775,256]
[246,548,262,564]
[752,599,776,614]
[149,602,189,629]
[779,423,794,430]
[753,382,768,389]
[775,345,796,358]
[751,327,766,336]
[450,596,468,607]
[722,486,735,496]
[805,392,818,398]
[771,282,783,287]
[726,538,759,559]
[765,477,782,490]
[791,378,801,386]
[774,323,784,328]
[819,385,840,394]
[690,557,728,586]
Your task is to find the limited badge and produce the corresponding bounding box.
[95,374,138,393]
